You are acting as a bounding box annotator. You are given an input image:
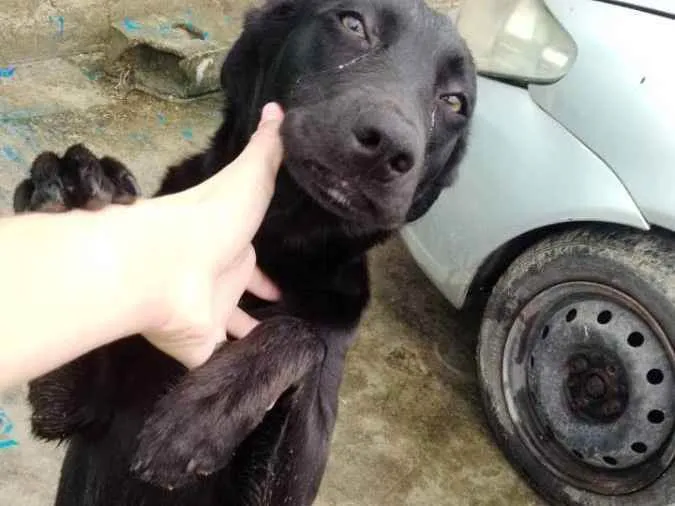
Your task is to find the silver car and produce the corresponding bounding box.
[401,1,675,504]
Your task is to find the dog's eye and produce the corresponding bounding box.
[440,94,466,115]
[340,14,367,40]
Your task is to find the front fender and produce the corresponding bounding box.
[401,76,649,309]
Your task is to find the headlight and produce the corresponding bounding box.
[457,0,577,84]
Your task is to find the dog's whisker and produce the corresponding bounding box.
[429,106,438,134]
[292,54,370,97]
[336,54,369,71]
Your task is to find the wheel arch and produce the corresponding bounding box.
[464,221,675,313]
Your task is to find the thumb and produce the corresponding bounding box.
[241,102,286,173]
[225,102,286,199]
[205,102,285,243]
[183,102,285,250]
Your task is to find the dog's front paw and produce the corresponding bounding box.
[131,317,323,490]
[130,348,277,489]
[130,397,230,489]
[13,143,140,213]
[131,383,273,489]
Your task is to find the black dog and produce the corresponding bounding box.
[14,1,476,504]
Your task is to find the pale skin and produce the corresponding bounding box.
[0,102,286,390]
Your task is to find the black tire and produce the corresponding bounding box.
[477,228,675,506]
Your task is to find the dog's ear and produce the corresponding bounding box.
[405,135,469,223]
[219,0,300,130]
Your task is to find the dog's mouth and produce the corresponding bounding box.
[287,161,375,220]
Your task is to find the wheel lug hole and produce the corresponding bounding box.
[631,442,648,454]
[628,331,645,347]
[648,410,665,424]
[647,369,664,385]
[603,456,618,466]
[597,310,612,324]
[566,309,577,322]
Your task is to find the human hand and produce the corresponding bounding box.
[141,103,285,369]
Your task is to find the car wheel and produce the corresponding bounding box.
[477,228,675,505]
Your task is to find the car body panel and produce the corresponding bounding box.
[597,0,675,17]
[401,75,648,309]
[531,0,675,231]
[401,0,672,309]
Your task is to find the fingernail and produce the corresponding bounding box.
[259,102,284,125]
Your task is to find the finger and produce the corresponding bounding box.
[226,307,260,340]
[246,265,281,301]
[198,103,286,245]
[212,102,285,195]
[212,245,256,337]
[223,102,285,195]
[156,334,218,370]
[243,102,286,175]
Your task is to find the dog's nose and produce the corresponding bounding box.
[351,112,418,177]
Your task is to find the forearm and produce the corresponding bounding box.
[0,201,170,388]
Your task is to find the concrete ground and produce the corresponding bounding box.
[0,3,544,504]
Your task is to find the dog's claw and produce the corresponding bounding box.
[130,458,157,484]
[131,431,220,489]
[186,459,198,474]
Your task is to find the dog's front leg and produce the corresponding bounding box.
[16,144,141,441]
[130,315,326,490]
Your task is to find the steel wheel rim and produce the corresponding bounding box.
[502,281,675,495]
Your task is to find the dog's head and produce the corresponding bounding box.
[222,0,476,231]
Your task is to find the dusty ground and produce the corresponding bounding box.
[0,13,543,505]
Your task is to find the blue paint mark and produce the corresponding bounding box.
[157,113,168,126]
[0,122,41,154]
[158,22,172,36]
[0,66,16,79]
[0,439,17,449]
[183,8,209,38]
[0,110,40,121]
[122,17,141,31]
[1,145,22,163]
[223,15,232,24]
[184,21,196,32]
[0,409,18,449]
[81,68,103,81]
[129,132,151,144]
[49,15,65,36]
[185,21,207,39]
[181,128,194,141]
